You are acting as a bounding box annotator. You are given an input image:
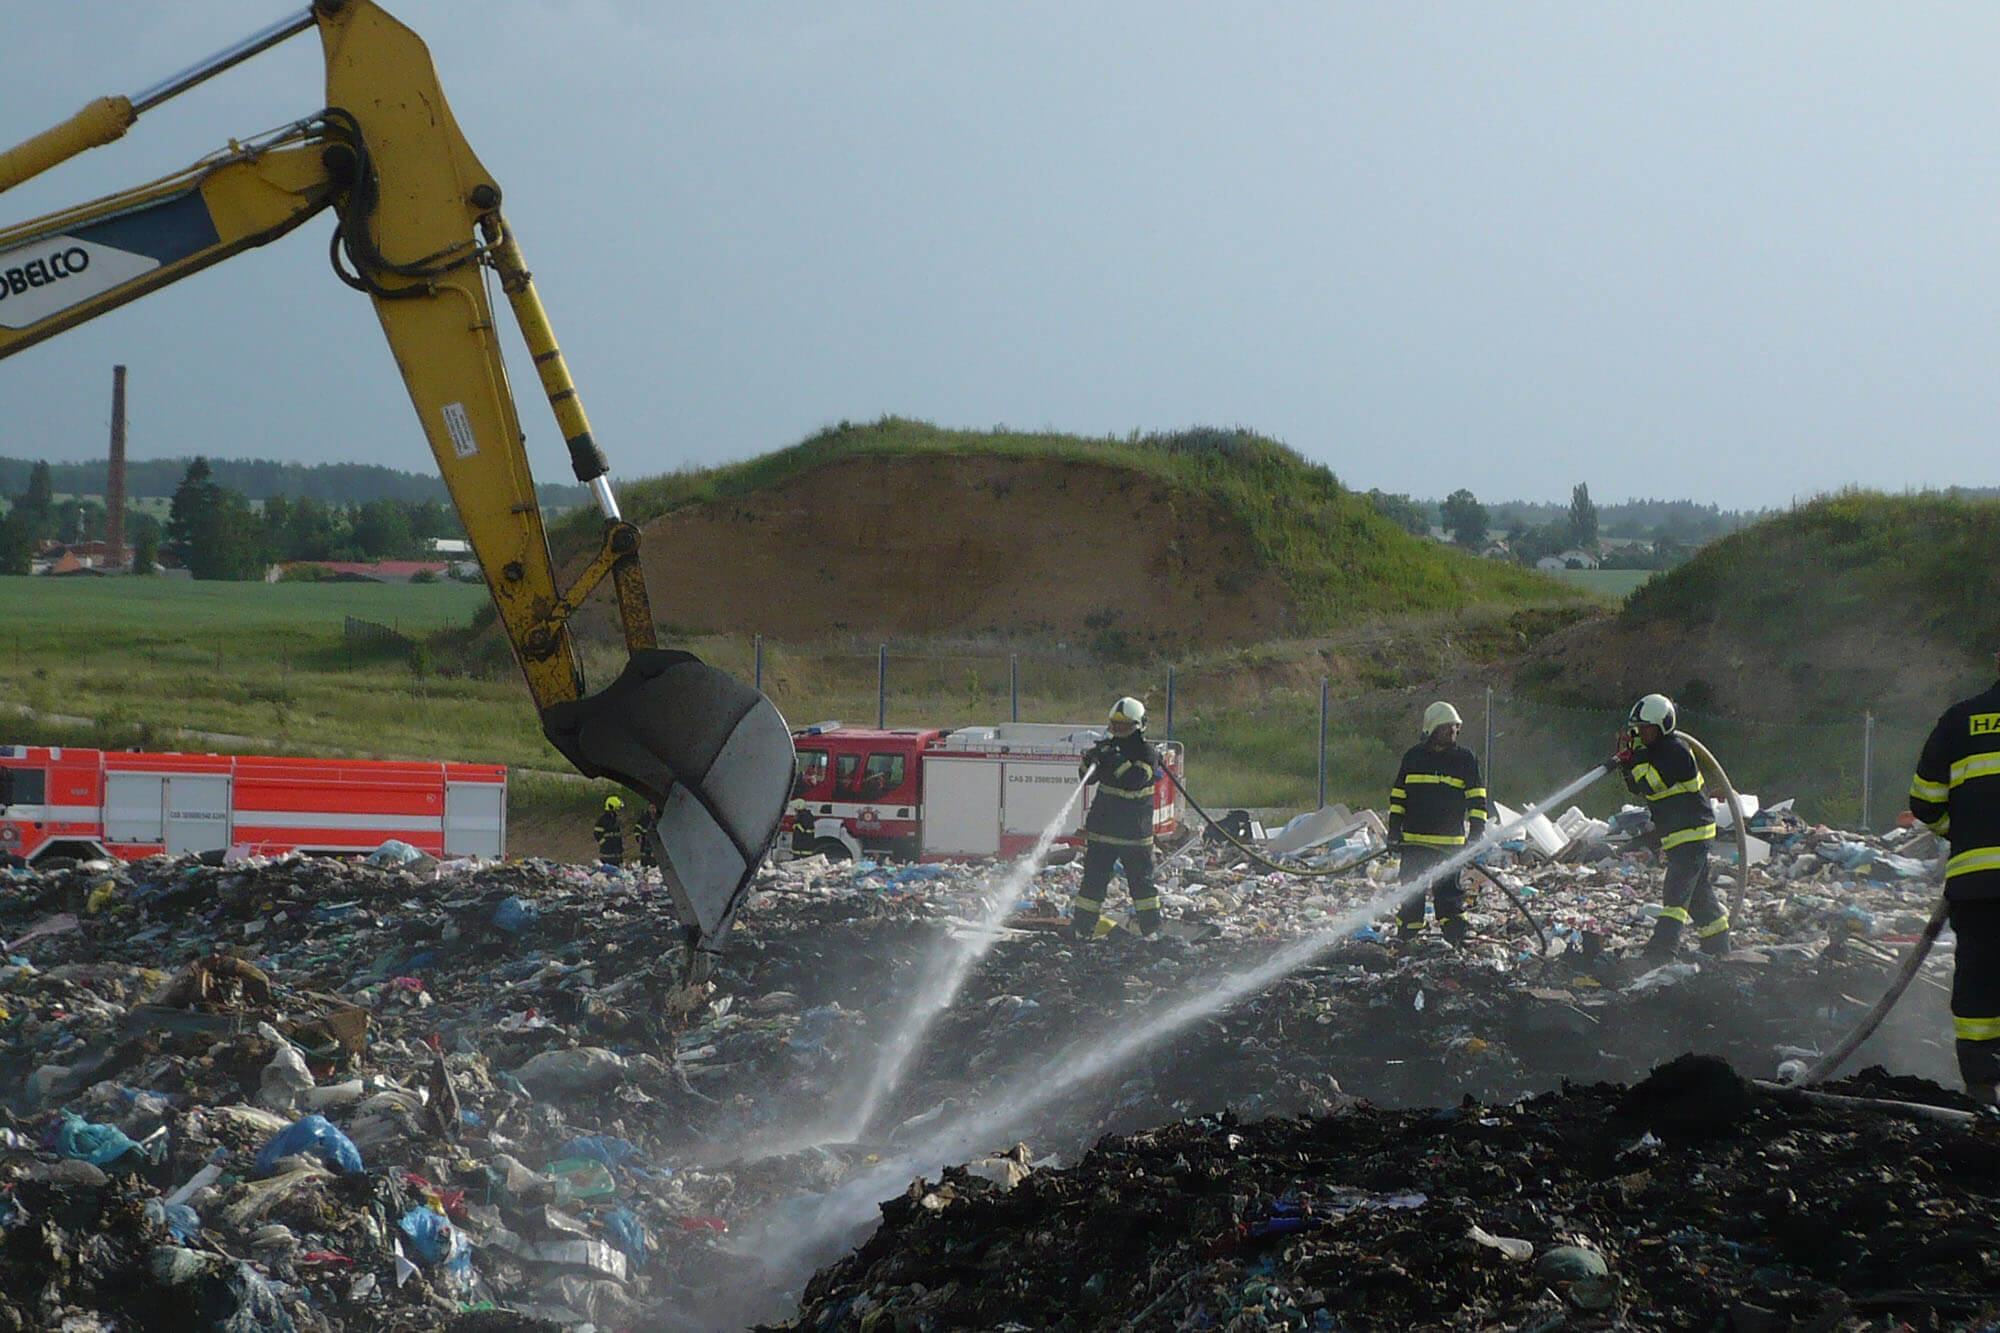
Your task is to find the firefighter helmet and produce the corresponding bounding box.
[604,795,624,811]
[1422,701,1462,735]
[1108,696,1146,730]
[1627,693,1677,735]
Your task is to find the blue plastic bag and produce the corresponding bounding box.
[254,1114,363,1176]
[603,1205,649,1262]
[398,1206,458,1265]
[54,1112,143,1166]
[493,896,539,933]
[558,1134,670,1178]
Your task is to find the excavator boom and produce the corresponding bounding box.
[0,0,794,951]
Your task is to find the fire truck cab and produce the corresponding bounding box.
[786,722,1185,862]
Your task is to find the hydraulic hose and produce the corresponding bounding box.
[1159,764,1570,949]
[1803,893,1950,1085]
[1679,731,1752,922]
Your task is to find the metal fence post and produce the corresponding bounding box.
[877,644,887,728]
[1484,685,1495,796]
[1861,711,1874,830]
[753,634,763,692]
[1165,664,1175,742]
[1317,676,1329,809]
[1010,654,1018,722]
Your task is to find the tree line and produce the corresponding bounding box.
[1366,483,1763,570]
[0,458,466,579]
[0,455,587,508]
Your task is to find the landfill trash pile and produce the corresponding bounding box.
[0,791,1973,1330]
[779,1055,2000,1332]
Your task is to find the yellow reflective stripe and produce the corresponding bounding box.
[1132,896,1160,911]
[1910,774,1950,803]
[1387,803,1406,815]
[1949,754,2000,787]
[1390,786,1407,799]
[1404,773,1467,789]
[1633,763,1703,799]
[1465,787,1487,800]
[1932,815,1951,836]
[1096,784,1155,799]
[1946,846,2000,878]
[1697,914,1731,938]
[1072,897,1103,912]
[1657,906,1692,924]
[1086,831,1154,847]
[1661,824,1715,849]
[1403,831,1466,846]
[1955,1015,2000,1041]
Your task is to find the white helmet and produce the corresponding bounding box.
[1422,701,1462,735]
[1108,696,1146,729]
[1628,693,1677,735]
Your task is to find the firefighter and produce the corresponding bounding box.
[1071,696,1163,941]
[637,802,660,870]
[1614,693,1731,961]
[1908,652,2000,1106]
[1387,701,1490,945]
[593,795,625,868]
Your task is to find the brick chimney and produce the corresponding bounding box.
[106,364,127,570]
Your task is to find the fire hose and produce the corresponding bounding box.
[1157,764,1557,953]
[1802,893,1951,1085]
[1677,731,1752,922]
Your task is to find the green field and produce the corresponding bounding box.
[0,576,1609,858]
[1547,568,1653,599]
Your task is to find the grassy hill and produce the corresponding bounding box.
[1502,491,2000,827]
[553,418,1580,648]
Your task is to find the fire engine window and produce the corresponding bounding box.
[834,753,862,796]
[859,754,905,798]
[795,749,830,796]
[0,768,44,807]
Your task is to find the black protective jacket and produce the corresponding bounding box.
[1082,732,1160,847]
[1911,679,2000,901]
[593,808,624,861]
[1388,742,1490,847]
[1620,733,1715,851]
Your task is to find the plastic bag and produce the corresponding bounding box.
[493,896,539,933]
[255,1113,364,1175]
[54,1112,143,1166]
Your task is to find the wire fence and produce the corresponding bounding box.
[739,637,1925,833]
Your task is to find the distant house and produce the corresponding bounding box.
[31,540,125,575]
[270,560,450,584]
[1536,549,1601,572]
[1478,540,1511,560]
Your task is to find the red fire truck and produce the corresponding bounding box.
[0,746,506,865]
[786,722,1185,862]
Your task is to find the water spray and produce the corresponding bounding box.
[1163,765,1546,946]
[832,763,1097,1140]
[758,763,1613,1272]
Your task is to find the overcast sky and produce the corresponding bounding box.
[2,2,1996,509]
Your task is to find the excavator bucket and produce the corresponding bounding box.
[542,649,794,950]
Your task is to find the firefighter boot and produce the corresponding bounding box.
[1070,898,1103,942]
[1699,928,1733,957]
[1641,918,1681,965]
[1440,915,1469,947]
[1134,893,1163,939]
[1968,1083,1998,1107]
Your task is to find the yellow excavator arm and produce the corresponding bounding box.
[0,0,794,953]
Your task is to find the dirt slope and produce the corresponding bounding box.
[628,455,1292,650]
